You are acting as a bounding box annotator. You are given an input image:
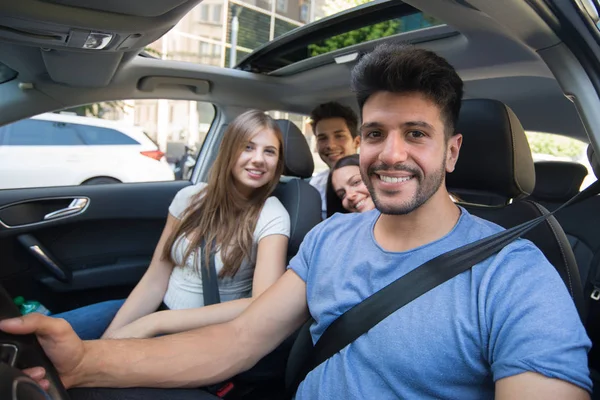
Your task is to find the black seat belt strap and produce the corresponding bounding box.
[289,180,600,395]
[200,239,221,306]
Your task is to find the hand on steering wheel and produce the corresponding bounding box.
[22,366,50,389]
[0,285,81,399]
[1,314,86,386]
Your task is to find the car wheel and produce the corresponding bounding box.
[82,177,121,185]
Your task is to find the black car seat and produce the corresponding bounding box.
[446,99,585,318]
[229,120,321,398]
[576,146,600,380]
[274,119,322,261]
[529,161,591,284]
[532,161,588,204]
[584,145,600,297]
[527,151,600,390]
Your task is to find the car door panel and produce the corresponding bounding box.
[0,180,192,313]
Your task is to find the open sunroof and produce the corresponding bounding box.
[235,0,444,75]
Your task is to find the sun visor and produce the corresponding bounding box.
[0,0,199,53]
[41,50,123,87]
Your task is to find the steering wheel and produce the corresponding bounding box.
[0,284,69,400]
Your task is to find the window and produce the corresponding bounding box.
[525,131,593,190]
[300,3,309,23]
[213,44,222,57]
[276,0,288,13]
[77,125,139,145]
[213,4,223,23]
[274,18,301,39]
[306,13,443,58]
[200,42,211,55]
[0,119,83,146]
[237,7,445,74]
[199,4,209,21]
[227,4,271,51]
[0,100,216,190]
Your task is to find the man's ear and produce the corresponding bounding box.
[353,135,361,150]
[445,133,463,173]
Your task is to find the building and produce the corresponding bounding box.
[113,0,331,160]
[101,0,436,173]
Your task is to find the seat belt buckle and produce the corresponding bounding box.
[216,381,235,398]
[592,287,600,301]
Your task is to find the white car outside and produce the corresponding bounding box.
[0,113,175,189]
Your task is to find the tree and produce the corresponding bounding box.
[309,19,401,57]
[525,131,586,159]
[308,0,441,57]
[143,46,163,58]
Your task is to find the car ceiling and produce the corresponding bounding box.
[0,0,589,142]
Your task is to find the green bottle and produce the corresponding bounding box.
[13,296,51,316]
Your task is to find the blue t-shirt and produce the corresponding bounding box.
[288,207,591,399]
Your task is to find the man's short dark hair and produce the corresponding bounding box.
[309,102,359,138]
[351,43,463,137]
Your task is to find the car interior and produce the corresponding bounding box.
[2,0,600,399]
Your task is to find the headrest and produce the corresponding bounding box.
[276,119,314,179]
[588,145,600,179]
[532,161,588,202]
[446,99,535,199]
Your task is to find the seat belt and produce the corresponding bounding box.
[199,241,240,398]
[288,180,600,396]
[199,241,274,399]
[200,239,220,306]
[585,251,600,371]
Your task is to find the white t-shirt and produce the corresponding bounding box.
[163,183,291,309]
[309,170,329,220]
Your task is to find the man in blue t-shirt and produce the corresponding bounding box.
[1,44,591,399]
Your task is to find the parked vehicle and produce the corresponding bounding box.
[0,112,175,189]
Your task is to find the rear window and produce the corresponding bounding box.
[0,119,84,146]
[77,125,139,145]
[525,131,593,189]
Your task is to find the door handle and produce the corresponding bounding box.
[43,198,89,221]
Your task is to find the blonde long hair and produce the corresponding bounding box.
[162,110,284,277]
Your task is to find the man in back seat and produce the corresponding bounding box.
[308,102,360,219]
[2,43,592,399]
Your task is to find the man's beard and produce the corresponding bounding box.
[362,153,447,215]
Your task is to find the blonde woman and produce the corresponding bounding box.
[57,110,290,340]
